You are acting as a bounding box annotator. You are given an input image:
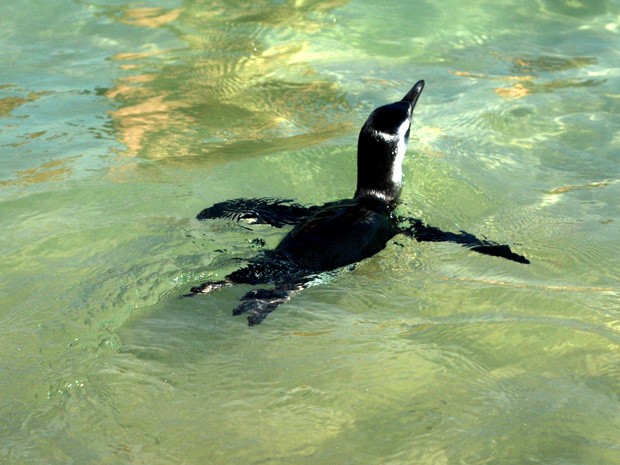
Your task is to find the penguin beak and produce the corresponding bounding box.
[402,80,425,112]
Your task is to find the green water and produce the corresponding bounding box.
[1,0,619,464]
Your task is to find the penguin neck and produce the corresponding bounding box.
[354,186,401,207]
[354,141,403,207]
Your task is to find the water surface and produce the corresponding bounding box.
[1,1,619,464]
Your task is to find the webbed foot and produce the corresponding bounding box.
[233,299,279,326]
[233,287,298,325]
[240,288,290,301]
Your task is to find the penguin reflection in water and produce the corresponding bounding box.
[186,80,529,325]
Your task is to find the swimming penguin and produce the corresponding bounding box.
[187,80,529,325]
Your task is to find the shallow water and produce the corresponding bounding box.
[1,1,619,464]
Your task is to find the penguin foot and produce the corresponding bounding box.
[233,287,295,325]
[247,305,278,326]
[231,300,278,326]
[240,288,290,301]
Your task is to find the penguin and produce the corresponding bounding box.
[187,80,529,325]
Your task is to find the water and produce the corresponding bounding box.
[1,0,619,463]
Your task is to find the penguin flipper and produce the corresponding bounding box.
[454,230,530,264]
[196,197,314,228]
[400,218,530,264]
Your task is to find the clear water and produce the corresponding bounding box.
[1,1,619,464]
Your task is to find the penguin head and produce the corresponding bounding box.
[355,80,425,205]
